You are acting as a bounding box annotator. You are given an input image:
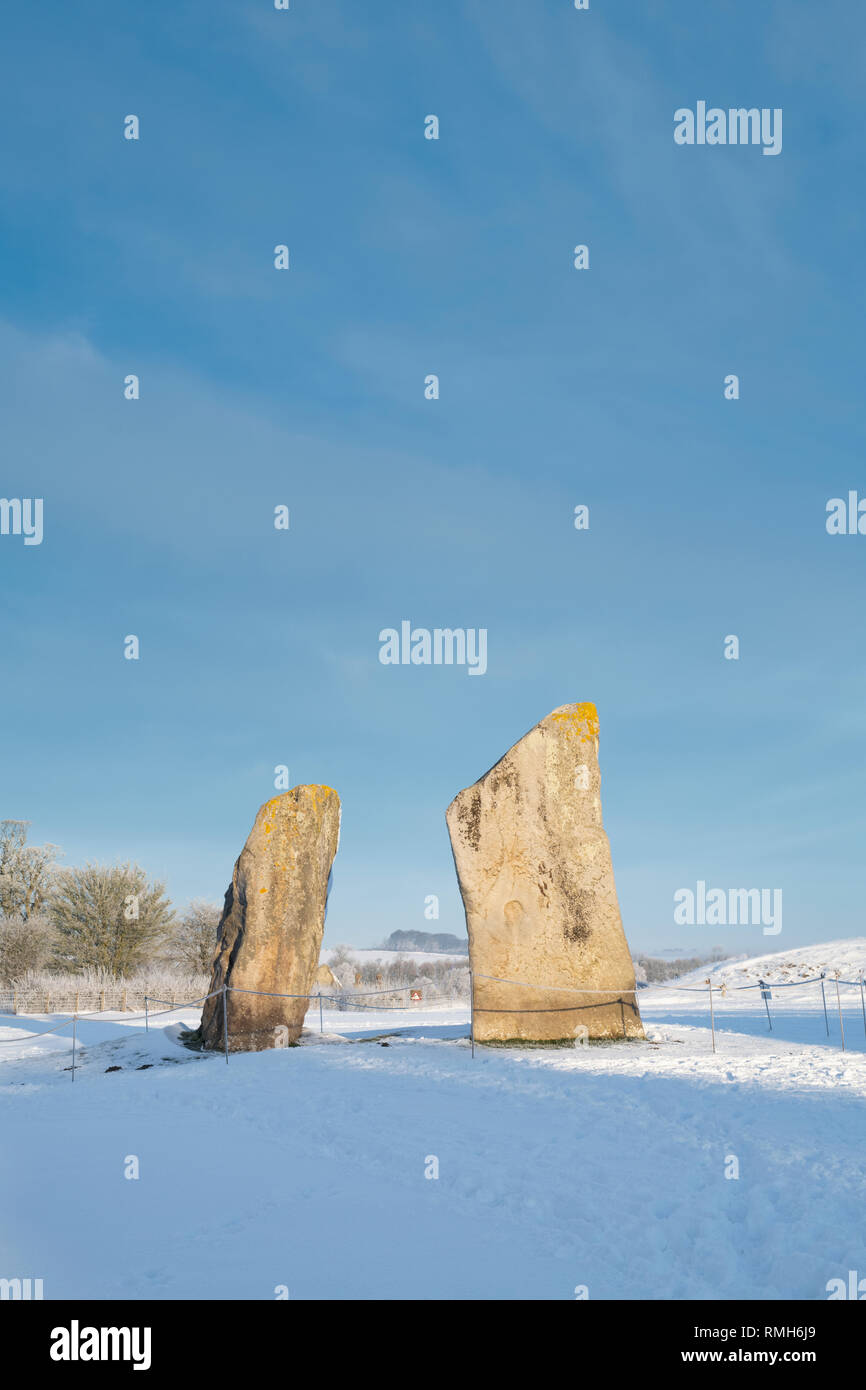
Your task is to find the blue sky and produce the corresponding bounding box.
[1,0,864,955]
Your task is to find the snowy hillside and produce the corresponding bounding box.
[671,938,866,989]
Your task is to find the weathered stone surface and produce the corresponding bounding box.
[446,703,643,1042]
[199,786,341,1051]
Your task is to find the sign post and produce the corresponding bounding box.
[759,980,772,1031]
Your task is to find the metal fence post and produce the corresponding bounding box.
[222,984,229,1063]
[469,967,475,1058]
[319,992,324,1034]
[820,974,829,1036]
[834,974,845,1052]
[860,973,866,1040]
[71,1013,77,1084]
[144,997,149,1032]
[707,979,716,1053]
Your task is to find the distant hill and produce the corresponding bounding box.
[383,930,469,954]
[669,937,866,989]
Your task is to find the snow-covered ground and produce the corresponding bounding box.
[1,944,864,1300]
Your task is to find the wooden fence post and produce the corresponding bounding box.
[100,988,106,1013]
[121,987,127,1012]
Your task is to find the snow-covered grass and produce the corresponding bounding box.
[2,943,865,1300]
[0,965,211,1015]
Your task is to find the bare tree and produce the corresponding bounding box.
[0,820,59,923]
[0,913,56,983]
[171,898,222,973]
[49,862,174,974]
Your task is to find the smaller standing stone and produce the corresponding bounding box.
[199,786,341,1052]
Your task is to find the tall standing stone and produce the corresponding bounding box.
[446,703,643,1042]
[199,786,341,1052]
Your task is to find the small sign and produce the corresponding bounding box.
[410,989,422,1002]
[760,982,772,1001]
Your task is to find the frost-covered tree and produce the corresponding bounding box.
[0,913,56,983]
[172,898,222,972]
[49,862,174,974]
[0,820,59,923]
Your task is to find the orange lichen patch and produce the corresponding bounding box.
[259,887,268,894]
[255,786,339,842]
[550,702,599,741]
[307,785,339,804]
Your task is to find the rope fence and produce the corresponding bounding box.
[0,982,430,1079]
[466,967,866,1056]
[651,970,866,1053]
[2,969,864,1075]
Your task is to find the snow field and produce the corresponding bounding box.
[1,970,865,1300]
